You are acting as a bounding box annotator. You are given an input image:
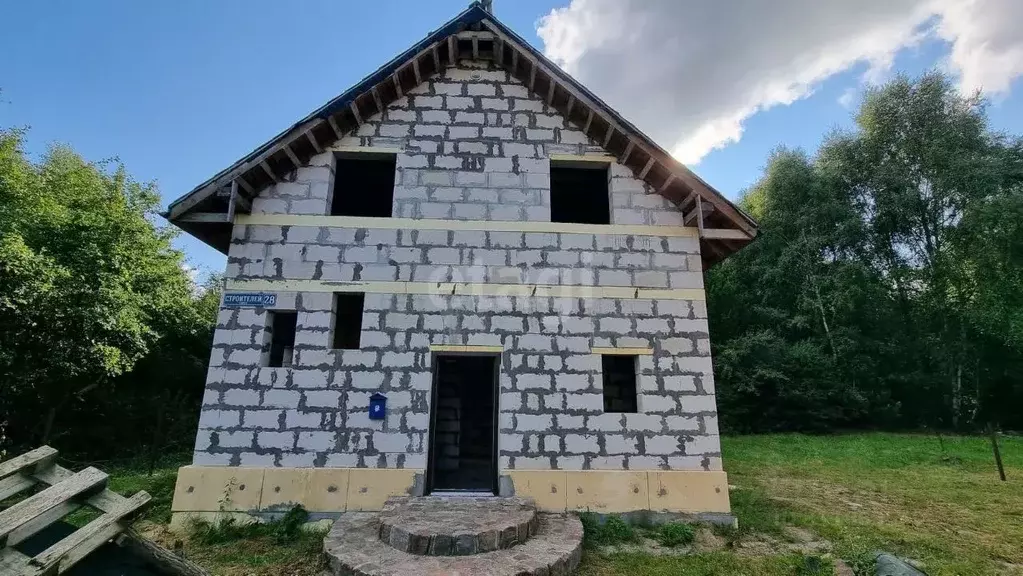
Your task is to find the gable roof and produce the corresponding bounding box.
[164,1,757,267]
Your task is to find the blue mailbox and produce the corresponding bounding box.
[369,393,387,420]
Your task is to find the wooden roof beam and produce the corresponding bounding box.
[167,118,323,219]
[638,158,655,180]
[392,72,403,99]
[432,45,442,73]
[582,109,594,134]
[621,140,635,164]
[327,115,343,140]
[260,161,279,183]
[371,86,385,115]
[412,57,423,84]
[283,144,301,169]
[448,35,457,64]
[658,174,676,194]
[305,131,322,153]
[349,101,363,125]
[472,34,480,60]
[235,175,255,196]
[602,125,615,148]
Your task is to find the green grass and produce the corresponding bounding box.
[725,433,1023,576]
[579,551,830,576]
[91,433,1020,575]
[655,522,696,547]
[582,432,1021,576]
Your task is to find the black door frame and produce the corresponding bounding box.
[425,351,501,495]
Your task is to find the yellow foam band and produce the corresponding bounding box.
[169,466,730,531]
[224,279,706,301]
[234,214,699,238]
[591,347,654,356]
[429,345,504,353]
[548,154,615,163]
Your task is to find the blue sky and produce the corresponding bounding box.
[2,0,1021,279]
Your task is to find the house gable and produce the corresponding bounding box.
[247,59,683,230]
[165,2,757,266]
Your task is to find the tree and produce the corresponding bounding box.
[708,72,1023,432]
[0,128,217,457]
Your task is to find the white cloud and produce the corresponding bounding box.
[838,88,857,110]
[933,0,1023,95]
[537,0,1023,165]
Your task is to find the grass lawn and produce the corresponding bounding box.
[97,432,1020,575]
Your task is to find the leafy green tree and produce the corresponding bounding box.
[709,72,1023,432]
[0,128,216,457]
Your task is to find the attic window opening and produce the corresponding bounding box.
[332,293,365,350]
[550,161,610,225]
[330,153,397,217]
[266,311,298,368]
[602,355,638,413]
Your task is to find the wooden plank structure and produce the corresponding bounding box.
[0,446,206,576]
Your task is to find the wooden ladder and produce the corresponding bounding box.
[0,446,151,575]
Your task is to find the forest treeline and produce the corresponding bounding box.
[707,73,1023,432]
[1,72,1020,461]
[0,129,219,461]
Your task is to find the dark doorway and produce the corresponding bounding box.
[427,354,499,493]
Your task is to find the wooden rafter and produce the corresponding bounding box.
[349,101,363,125]
[235,175,255,196]
[448,35,457,64]
[371,86,384,114]
[412,58,422,84]
[679,190,698,212]
[495,37,504,65]
[658,174,676,194]
[472,34,480,60]
[638,157,655,180]
[621,141,635,164]
[327,115,343,139]
[546,77,556,105]
[582,109,594,134]
[432,45,441,72]
[227,181,239,222]
[305,131,322,153]
[602,125,615,148]
[260,161,278,183]
[284,144,301,168]
[565,95,575,118]
[528,62,537,91]
[511,49,519,73]
[392,72,403,99]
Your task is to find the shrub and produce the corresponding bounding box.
[188,505,311,545]
[656,522,695,547]
[578,512,639,548]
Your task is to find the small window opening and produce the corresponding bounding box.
[332,293,365,349]
[267,311,298,368]
[550,163,610,224]
[602,355,638,412]
[330,154,397,217]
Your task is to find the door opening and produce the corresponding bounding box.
[427,354,499,493]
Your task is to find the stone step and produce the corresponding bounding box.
[378,496,538,556]
[324,512,583,576]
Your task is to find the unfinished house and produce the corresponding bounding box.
[164,1,757,534]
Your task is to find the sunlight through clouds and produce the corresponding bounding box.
[537,0,1023,165]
